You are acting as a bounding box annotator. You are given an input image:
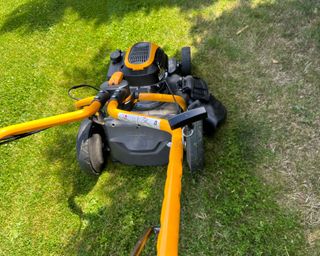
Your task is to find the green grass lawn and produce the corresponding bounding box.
[0,0,319,255]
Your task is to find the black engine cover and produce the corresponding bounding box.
[107,42,168,87]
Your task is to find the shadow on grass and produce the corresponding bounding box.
[45,127,99,217]
[42,0,320,255]
[45,125,166,255]
[0,0,214,34]
[180,120,305,255]
[179,0,319,254]
[67,166,166,255]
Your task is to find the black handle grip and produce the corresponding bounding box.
[168,107,207,130]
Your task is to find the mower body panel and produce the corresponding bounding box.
[103,103,178,166]
[104,119,171,165]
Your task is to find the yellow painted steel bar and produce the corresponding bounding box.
[0,101,101,140]
[156,128,183,256]
[75,96,95,109]
[75,94,186,111]
[138,93,187,111]
[107,100,172,134]
[107,99,183,256]
[130,227,154,256]
[0,91,186,256]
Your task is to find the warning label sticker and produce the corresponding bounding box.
[118,113,161,129]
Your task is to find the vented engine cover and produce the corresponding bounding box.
[127,43,150,64]
[121,42,168,86]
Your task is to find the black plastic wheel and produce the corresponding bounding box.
[181,47,191,76]
[76,119,108,176]
[186,120,204,173]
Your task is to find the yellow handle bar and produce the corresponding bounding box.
[75,93,187,112]
[0,92,186,256]
[107,99,183,256]
[0,101,102,140]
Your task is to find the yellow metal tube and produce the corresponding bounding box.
[1,92,186,256]
[130,227,154,256]
[138,93,187,111]
[74,96,95,109]
[107,99,184,256]
[0,101,101,140]
[107,100,172,134]
[76,93,186,111]
[156,129,183,256]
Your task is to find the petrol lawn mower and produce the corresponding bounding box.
[0,42,226,255]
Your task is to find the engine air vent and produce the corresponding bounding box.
[128,43,150,64]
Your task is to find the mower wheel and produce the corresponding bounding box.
[186,120,204,173]
[181,47,191,76]
[76,119,108,176]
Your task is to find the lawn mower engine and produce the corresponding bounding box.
[76,42,227,175]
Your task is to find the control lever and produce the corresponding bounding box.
[168,107,207,130]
